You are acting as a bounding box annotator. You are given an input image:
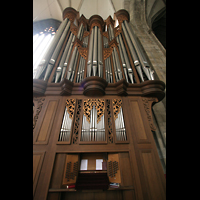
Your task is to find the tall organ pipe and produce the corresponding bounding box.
[117,35,134,83]
[122,22,144,82]
[116,36,129,82]
[92,26,98,76]
[97,28,103,78]
[124,20,154,80]
[87,27,94,77]
[34,18,69,79]
[108,25,122,81]
[54,33,74,83]
[44,20,71,81]
[66,23,84,81]
[61,35,75,81]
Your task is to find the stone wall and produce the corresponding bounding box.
[123,0,166,173]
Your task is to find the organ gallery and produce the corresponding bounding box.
[33,7,166,200]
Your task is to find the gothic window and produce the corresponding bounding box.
[33,28,56,78]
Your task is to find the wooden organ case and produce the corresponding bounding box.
[33,7,166,200]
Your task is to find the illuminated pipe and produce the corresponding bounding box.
[44,20,71,80]
[87,27,94,77]
[121,22,144,82]
[34,18,69,79]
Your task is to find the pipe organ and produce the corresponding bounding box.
[34,7,155,85]
[33,7,165,200]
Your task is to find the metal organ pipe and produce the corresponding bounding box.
[87,27,94,77]
[35,18,69,79]
[124,20,154,80]
[92,26,98,76]
[117,35,134,83]
[121,22,144,82]
[108,25,122,82]
[43,20,71,81]
[98,28,103,78]
[66,23,84,81]
[87,26,103,78]
[54,33,74,83]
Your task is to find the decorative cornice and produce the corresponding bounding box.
[114,9,130,22]
[33,79,47,96]
[105,16,115,27]
[81,76,108,96]
[60,78,74,96]
[88,15,105,32]
[33,78,165,102]
[63,7,79,21]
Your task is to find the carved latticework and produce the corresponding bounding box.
[106,99,113,143]
[83,99,105,124]
[112,99,122,120]
[73,100,82,144]
[103,48,113,60]
[33,97,45,130]
[77,46,87,60]
[142,98,157,131]
[65,99,75,119]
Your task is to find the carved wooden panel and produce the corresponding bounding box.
[36,100,58,143]
[118,153,133,187]
[33,151,45,195]
[140,150,166,200]
[33,97,45,130]
[129,100,148,142]
[65,99,75,119]
[112,99,122,121]
[83,99,105,124]
[142,98,157,131]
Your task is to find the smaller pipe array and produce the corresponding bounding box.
[76,36,89,83]
[103,36,113,83]
[108,25,123,82]
[114,107,127,141]
[58,107,73,141]
[81,105,105,142]
[66,23,84,82]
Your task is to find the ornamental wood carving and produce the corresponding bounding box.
[73,99,82,144]
[103,31,109,39]
[70,24,78,36]
[77,46,87,60]
[106,99,113,143]
[103,47,113,60]
[65,99,75,119]
[114,27,122,37]
[83,31,90,38]
[83,99,105,124]
[142,97,158,131]
[90,22,103,32]
[72,38,83,52]
[112,99,122,121]
[33,97,45,130]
